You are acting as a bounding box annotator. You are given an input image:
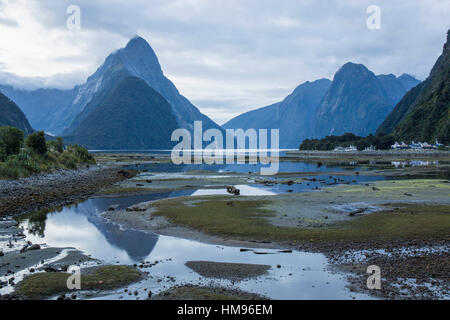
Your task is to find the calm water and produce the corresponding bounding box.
[7,159,444,299]
[16,196,371,300]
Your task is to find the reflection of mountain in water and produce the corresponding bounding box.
[67,193,190,262]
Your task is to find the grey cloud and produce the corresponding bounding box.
[1,0,449,123]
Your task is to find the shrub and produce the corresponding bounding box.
[26,131,47,155]
[47,137,64,153]
[58,152,78,169]
[0,126,24,157]
[0,142,6,162]
[66,144,94,163]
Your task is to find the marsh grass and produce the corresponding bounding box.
[15,265,142,299]
[153,197,450,244]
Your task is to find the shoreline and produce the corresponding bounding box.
[285,150,450,161]
[0,164,137,217]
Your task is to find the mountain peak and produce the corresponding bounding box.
[339,62,369,72]
[399,73,418,81]
[125,35,151,50]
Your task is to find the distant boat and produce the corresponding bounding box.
[333,145,357,152]
[363,145,376,151]
[391,140,444,150]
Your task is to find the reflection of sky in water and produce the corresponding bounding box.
[125,161,360,174]
[16,160,383,299]
[98,235,371,300]
[192,185,277,196]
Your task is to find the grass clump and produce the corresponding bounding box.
[15,265,142,299]
[153,286,267,300]
[0,126,95,179]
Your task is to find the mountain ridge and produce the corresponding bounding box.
[0,91,34,135]
[64,76,179,149]
[311,62,420,138]
[223,79,332,148]
[377,29,449,143]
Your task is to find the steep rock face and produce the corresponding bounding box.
[0,85,77,134]
[1,36,221,138]
[378,29,450,143]
[377,73,420,102]
[223,79,332,148]
[64,77,179,150]
[0,91,33,135]
[311,63,418,138]
[65,36,221,136]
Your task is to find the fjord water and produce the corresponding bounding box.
[18,194,372,300]
[11,158,446,299]
[7,160,393,300]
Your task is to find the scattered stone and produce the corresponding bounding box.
[26,244,41,251]
[349,208,366,217]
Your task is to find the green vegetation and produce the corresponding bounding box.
[153,286,267,300]
[0,126,24,160]
[153,197,450,244]
[0,126,95,179]
[378,29,450,144]
[15,265,142,299]
[299,133,395,151]
[26,131,47,154]
[185,261,270,280]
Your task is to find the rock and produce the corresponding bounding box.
[0,251,3,257]
[349,208,366,217]
[27,244,41,251]
[146,180,152,183]
[71,294,77,300]
[133,290,138,296]
[227,186,240,196]
[44,266,57,272]
[108,205,119,211]
[147,290,152,299]
[126,206,146,212]
[136,184,144,187]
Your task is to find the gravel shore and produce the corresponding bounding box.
[0,165,136,217]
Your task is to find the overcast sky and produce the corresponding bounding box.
[0,0,449,124]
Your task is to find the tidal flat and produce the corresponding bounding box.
[1,152,449,300]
